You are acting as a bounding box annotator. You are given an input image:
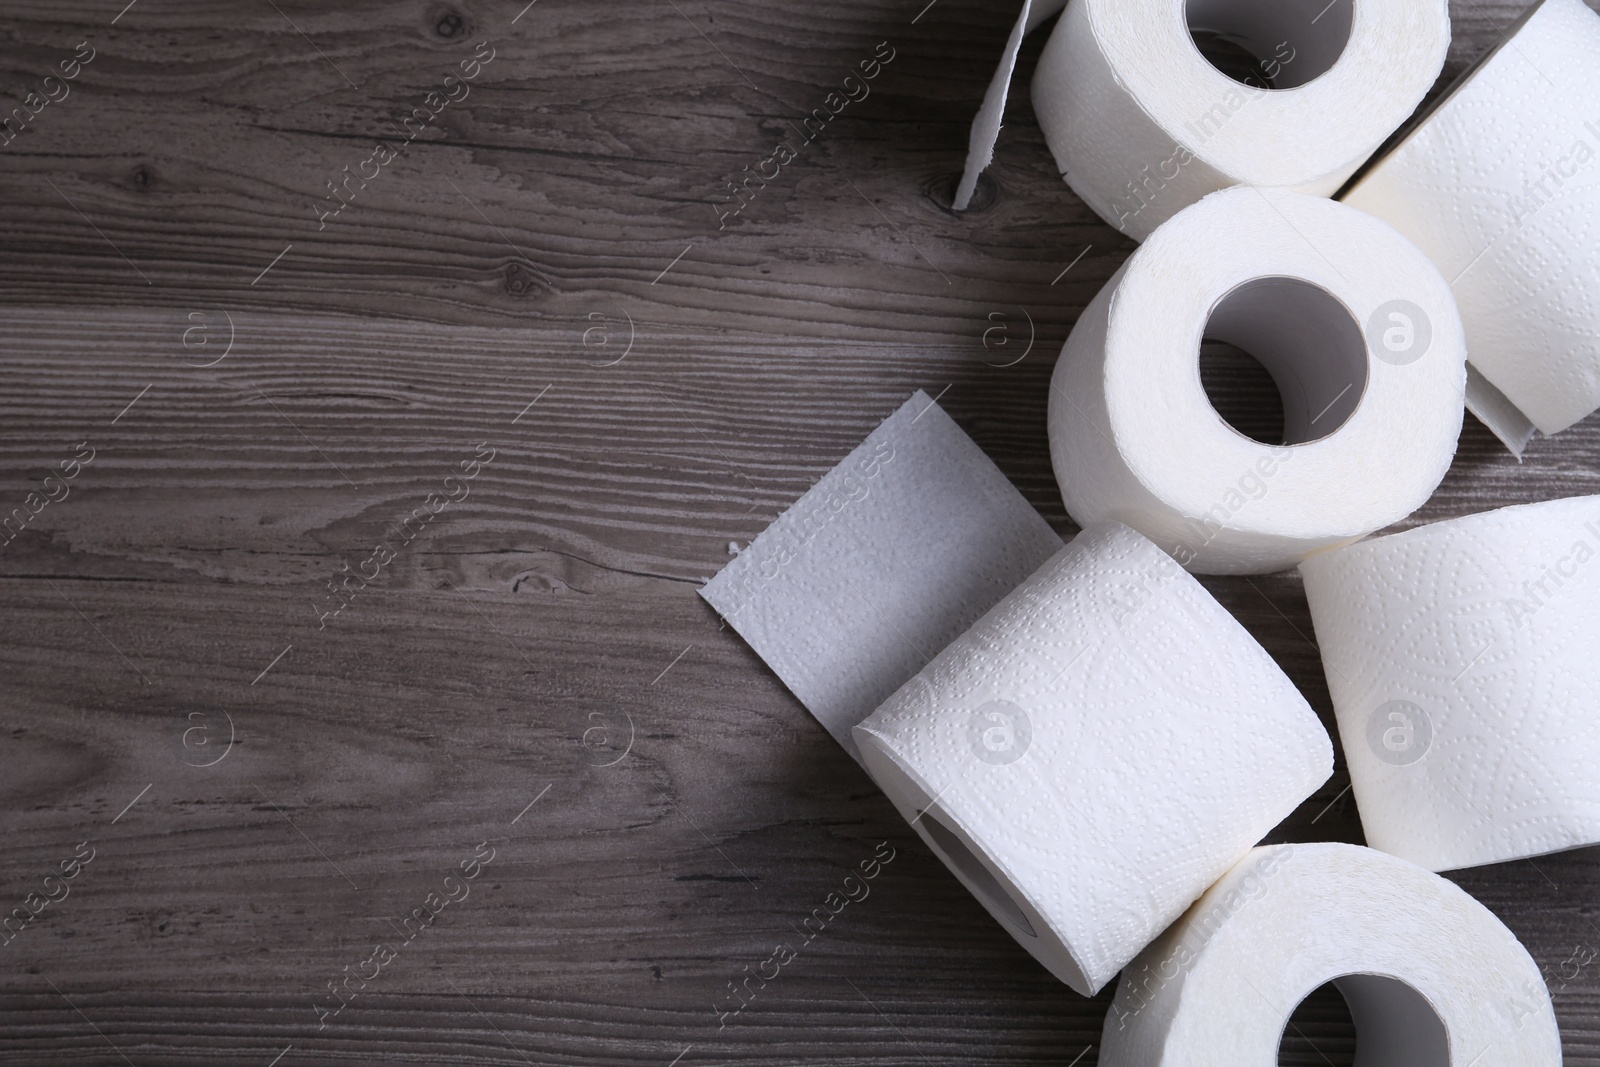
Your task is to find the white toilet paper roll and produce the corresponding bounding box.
[1301,494,1600,872]
[1049,187,1467,575]
[1014,0,1449,240]
[1099,843,1560,1067]
[852,522,1332,995]
[1343,0,1600,452]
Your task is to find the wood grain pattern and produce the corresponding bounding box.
[2,1,1600,1063]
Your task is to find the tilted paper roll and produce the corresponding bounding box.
[853,522,1331,995]
[1099,843,1560,1067]
[1301,494,1600,872]
[1344,0,1600,453]
[1049,187,1466,575]
[955,0,1450,241]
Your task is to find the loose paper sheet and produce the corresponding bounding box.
[700,391,1063,763]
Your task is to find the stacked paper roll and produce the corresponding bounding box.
[1049,187,1466,574]
[1344,0,1600,452]
[1100,843,1560,1066]
[853,522,1331,995]
[1301,495,1600,872]
[954,0,1450,239]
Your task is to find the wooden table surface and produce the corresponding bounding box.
[3,1,1599,1063]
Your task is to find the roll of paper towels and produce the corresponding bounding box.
[979,0,1449,239]
[852,522,1332,995]
[1301,494,1600,872]
[1344,0,1600,453]
[1049,187,1467,575]
[1099,843,1560,1066]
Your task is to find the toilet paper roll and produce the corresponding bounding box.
[1049,187,1467,575]
[1343,0,1600,452]
[1005,0,1449,239]
[852,522,1332,995]
[700,391,1063,764]
[1099,843,1560,1067]
[1301,494,1600,872]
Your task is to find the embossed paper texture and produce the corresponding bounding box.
[1301,494,1600,871]
[856,523,1332,993]
[1345,0,1600,439]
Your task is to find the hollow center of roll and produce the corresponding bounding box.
[921,811,1038,938]
[1199,277,1367,446]
[1185,0,1352,90]
[1277,975,1450,1067]
[1199,341,1285,445]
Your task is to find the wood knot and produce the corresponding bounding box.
[503,261,547,297]
[426,4,469,40]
